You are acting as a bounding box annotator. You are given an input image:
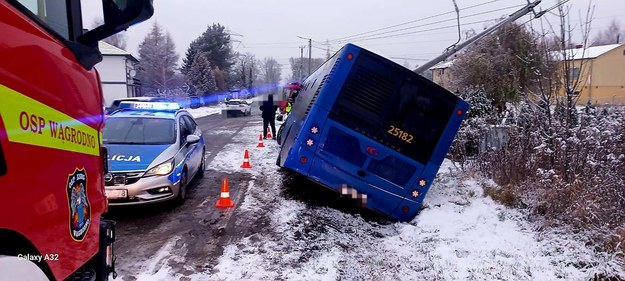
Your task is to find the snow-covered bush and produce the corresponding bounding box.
[464,101,625,260]
[449,88,496,167]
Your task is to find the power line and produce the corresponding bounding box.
[330,4,524,44]
[328,0,507,43]
[335,18,503,43]
[239,41,303,46]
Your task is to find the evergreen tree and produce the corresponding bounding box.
[181,23,234,77]
[187,52,217,95]
[136,23,179,96]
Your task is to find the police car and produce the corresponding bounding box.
[102,102,206,206]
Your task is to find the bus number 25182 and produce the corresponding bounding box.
[387,125,413,143]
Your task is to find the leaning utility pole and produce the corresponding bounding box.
[299,46,305,79]
[415,0,543,73]
[308,38,312,76]
[297,36,313,77]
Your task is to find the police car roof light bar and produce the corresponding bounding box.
[118,101,181,111]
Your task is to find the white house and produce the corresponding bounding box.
[96,41,140,107]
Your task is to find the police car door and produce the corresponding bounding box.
[180,115,201,175]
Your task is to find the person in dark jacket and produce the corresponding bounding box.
[259,94,279,139]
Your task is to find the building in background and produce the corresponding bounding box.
[557,44,625,105]
[430,60,454,90]
[97,41,140,107]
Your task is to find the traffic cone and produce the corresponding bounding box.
[240,149,252,168]
[215,177,234,208]
[266,127,273,139]
[257,134,265,148]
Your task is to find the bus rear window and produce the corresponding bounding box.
[330,59,457,164]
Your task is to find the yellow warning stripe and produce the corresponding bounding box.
[0,84,100,156]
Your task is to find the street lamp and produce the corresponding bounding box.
[297,36,312,77]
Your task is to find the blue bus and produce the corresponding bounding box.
[276,43,469,221]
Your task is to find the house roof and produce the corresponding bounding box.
[429,60,454,70]
[98,41,138,62]
[557,44,622,60]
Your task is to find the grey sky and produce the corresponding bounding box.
[83,0,623,73]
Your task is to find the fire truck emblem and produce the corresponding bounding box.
[67,169,91,241]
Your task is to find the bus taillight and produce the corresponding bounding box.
[402,206,409,213]
[300,156,308,164]
[346,53,354,60]
[456,109,464,115]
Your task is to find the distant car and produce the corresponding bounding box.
[222,99,251,117]
[102,101,206,206]
[189,95,201,109]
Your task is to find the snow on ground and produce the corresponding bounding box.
[127,105,625,280]
[185,105,223,118]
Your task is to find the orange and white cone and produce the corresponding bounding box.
[215,177,234,208]
[240,149,252,168]
[257,134,265,148]
[266,127,273,139]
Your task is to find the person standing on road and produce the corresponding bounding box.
[260,94,279,139]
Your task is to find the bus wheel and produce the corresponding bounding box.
[277,123,285,145]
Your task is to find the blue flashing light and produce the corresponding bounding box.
[118,101,181,111]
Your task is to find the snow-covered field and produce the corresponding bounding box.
[121,105,624,280]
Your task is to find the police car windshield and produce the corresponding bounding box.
[103,117,176,145]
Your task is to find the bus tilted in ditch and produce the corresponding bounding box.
[276,43,469,221]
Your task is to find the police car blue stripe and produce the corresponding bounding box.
[107,144,170,171]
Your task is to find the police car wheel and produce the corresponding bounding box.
[175,170,188,205]
[197,149,205,178]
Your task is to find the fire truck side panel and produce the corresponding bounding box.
[0,2,106,280]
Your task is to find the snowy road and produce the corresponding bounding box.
[105,106,624,281]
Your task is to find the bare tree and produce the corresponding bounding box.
[555,3,594,128]
[260,57,281,87]
[591,20,624,46]
[289,57,324,81]
[230,53,260,90]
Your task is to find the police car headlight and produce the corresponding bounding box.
[144,159,174,176]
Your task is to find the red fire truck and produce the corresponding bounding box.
[0,1,153,280]
[278,82,302,114]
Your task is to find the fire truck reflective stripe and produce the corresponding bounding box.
[0,84,100,156]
